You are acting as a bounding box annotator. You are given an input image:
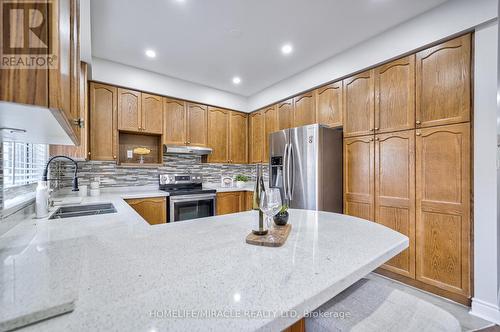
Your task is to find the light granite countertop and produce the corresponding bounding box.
[0,188,408,332]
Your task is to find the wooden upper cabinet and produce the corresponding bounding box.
[163,98,186,145]
[415,123,470,297]
[416,34,471,128]
[186,103,208,146]
[293,92,316,127]
[263,106,278,162]
[343,135,374,221]
[277,99,293,130]
[229,112,248,164]
[141,93,163,134]
[316,82,343,127]
[375,130,415,278]
[249,111,265,163]
[207,107,229,163]
[375,55,415,133]
[117,88,141,132]
[50,62,88,160]
[89,82,117,161]
[343,70,375,137]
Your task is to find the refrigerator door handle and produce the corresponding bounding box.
[283,143,289,201]
[289,144,294,199]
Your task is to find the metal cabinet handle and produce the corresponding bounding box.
[374,128,379,131]
[369,128,374,131]
[416,121,421,125]
[416,132,421,136]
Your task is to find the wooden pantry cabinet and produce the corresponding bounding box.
[125,197,167,225]
[216,192,245,215]
[293,92,316,127]
[375,130,415,278]
[316,82,343,128]
[416,34,471,128]
[207,108,248,164]
[415,123,470,297]
[343,70,375,137]
[277,99,294,130]
[89,82,118,161]
[374,55,415,133]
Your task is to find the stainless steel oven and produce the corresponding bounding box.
[169,193,216,222]
[159,173,217,223]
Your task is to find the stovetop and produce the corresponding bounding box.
[159,173,215,196]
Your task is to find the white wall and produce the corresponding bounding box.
[248,0,498,111]
[91,58,249,111]
[471,20,500,324]
[80,0,92,64]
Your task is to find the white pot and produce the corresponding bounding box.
[236,181,246,188]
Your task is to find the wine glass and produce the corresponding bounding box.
[260,188,282,236]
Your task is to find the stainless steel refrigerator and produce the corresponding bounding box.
[269,124,343,213]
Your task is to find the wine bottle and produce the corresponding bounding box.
[252,163,268,235]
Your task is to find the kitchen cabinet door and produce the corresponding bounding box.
[89,82,117,161]
[416,34,471,128]
[343,70,375,137]
[293,92,316,127]
[277,99,293,130]
[375,130,415,278]
[216,192,245,215]
[208,107,229,163]
[263,105,278,162]
[343,135,374,221]
[415,123,470,297]
[249,111,265,163]
[229,112,248,164]
[375,55,415,133]
[163,98,186,145]
[316,82,342,127]
[141,93,163,134]
[125,197,167,225]
[118,88,141,132]
[50,62,89,160]
[186,103,208,147]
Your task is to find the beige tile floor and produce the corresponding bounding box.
[369,273,495,331]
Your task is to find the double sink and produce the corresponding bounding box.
[49,203,117,219]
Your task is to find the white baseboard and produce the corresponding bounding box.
[470,298,500,324]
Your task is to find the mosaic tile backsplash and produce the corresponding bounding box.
[51,155,269,189]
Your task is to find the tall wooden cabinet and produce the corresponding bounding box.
[374,56,415,133]
[89,83,117,161]
[416,34,471,128]
[343,70,375,137]
[293,92,316,127]
[343,135,374,221]
[375,130,415,278]
[277,99,293,130]
[316,82,343,127]
[415,123,470,297]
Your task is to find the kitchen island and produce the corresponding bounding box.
[0,189,408,331]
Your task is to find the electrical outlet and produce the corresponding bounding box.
[127,150,133,159]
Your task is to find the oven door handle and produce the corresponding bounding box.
[169,194,216,203]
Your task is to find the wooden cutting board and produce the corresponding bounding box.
[246,224,292,247]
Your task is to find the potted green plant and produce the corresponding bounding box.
[234,175,249,188]
[273,204,289,226]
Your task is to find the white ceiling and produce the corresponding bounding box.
[90,0,450,97]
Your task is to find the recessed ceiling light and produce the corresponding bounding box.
[145,49,156,58]
[232,76,241,85]
[281,43,293,55]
